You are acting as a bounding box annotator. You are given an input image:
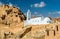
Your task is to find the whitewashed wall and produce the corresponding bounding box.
[24,17,52,26]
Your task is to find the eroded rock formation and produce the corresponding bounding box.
[0,4,26,27]
[0,4,27,39]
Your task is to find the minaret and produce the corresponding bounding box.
[27,9,31,21]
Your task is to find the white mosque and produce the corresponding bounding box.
[24,10,52,26]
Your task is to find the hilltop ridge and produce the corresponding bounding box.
[0,4,26,27]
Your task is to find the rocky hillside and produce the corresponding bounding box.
[0,4,27,39]
[0,4,26,27]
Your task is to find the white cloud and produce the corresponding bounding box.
[34,11,43,17]
[48,12,52,14]
[38,1,46,7]
[9,2,13,6]
[8,2,20,9]
[0,2,3,5]
[30,5,33,7]
[34,3,39,7]
[48,11,60,15]
[57,11,60,14]
[31,1,46,8]
[34,12,38,14]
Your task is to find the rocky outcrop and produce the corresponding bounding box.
[0,4,26,27]
[0,4,27,39]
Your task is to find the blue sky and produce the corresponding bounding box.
[0,0,60,17]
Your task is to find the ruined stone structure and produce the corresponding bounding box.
[45,24,60,39]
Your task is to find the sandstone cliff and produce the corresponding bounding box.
[0,4,27,27]
[0,4,27,39]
